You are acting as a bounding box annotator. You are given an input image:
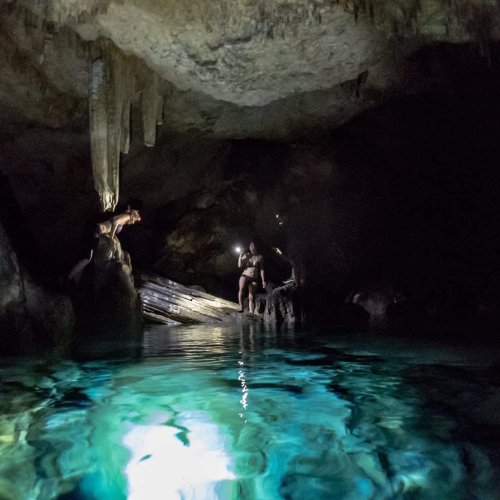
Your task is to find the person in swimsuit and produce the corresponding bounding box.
[67,207,141,284]
[238,241,266,313]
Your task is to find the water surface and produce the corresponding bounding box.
[1,324,500,499]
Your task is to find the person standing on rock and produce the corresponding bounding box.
[238,241,266,313]
[273,247,304,288]
[98,209,141,240]
[67,207,141,284]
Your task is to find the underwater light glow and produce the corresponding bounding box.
[123,418,235,500]
[1,325,498,500]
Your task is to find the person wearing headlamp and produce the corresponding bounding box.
[67,206,141,284]
[237,241,266,313]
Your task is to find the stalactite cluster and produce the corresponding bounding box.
[89,41,127,212]
[11,0,500,45]
[88,40,167,211]
[4,0,500,212]
[141,71,164,148]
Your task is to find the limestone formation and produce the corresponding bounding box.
[0,223,25,335]
[0,222,74,354]
[141,70,164,147]
[89,40,132,211]
[263,284,305,325]
[137,273,240,324]
[1,0,495,208]
[1,0,500,330]
[74,234,144,339]
[2,0,500,144]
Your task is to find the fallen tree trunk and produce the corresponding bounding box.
[136,273,240,325]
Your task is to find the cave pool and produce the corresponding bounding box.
[1,323,500,499]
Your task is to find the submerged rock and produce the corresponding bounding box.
[74,235,143,340]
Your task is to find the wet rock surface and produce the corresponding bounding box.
[74,235,143,340]
[263,284,305,325]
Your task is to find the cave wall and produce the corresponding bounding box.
[0,126,97,271]
[0,221,74,355]
[1,44,500,313]
[118,45,500,309]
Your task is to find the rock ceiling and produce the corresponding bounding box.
[2,0,499,133]
[0,0,499,207]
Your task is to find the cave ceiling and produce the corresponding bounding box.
[1,0,498,139]
[0,0,499,209]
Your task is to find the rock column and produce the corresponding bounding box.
[89,40,133,212]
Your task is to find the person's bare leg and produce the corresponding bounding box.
[238,276,247,312]
[68,258,90,283]
[248,283,258,313]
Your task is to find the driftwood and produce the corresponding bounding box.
[136,273,240,325]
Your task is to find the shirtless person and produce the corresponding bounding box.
[238,241,266,313]
[67,208,140,284]
[97,209,141,240]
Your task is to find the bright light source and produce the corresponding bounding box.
[235,246,241,253]
[276,214,279,218]
[123,416,235,500]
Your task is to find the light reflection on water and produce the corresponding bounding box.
[1,324,500,499]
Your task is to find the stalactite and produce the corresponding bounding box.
[120,63,132,154]
[89,56,112,211]
[156,85,164,126]
[104,43,124,212]
[88,38,168,208]
[89,40,132,212]
[142,70,164,147]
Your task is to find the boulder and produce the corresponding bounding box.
[346,283,404,319]
[74,235,143,340]
[243,292,268,315]
[263,284,304,325]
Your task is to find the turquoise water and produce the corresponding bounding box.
[1,324,500,499]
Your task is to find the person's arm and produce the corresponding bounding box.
[260,256,266,288]
[238,252,248,268]
[273,247,288,262]
[110,213,131,239]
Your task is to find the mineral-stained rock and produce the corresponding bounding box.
[74,234,144,340]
